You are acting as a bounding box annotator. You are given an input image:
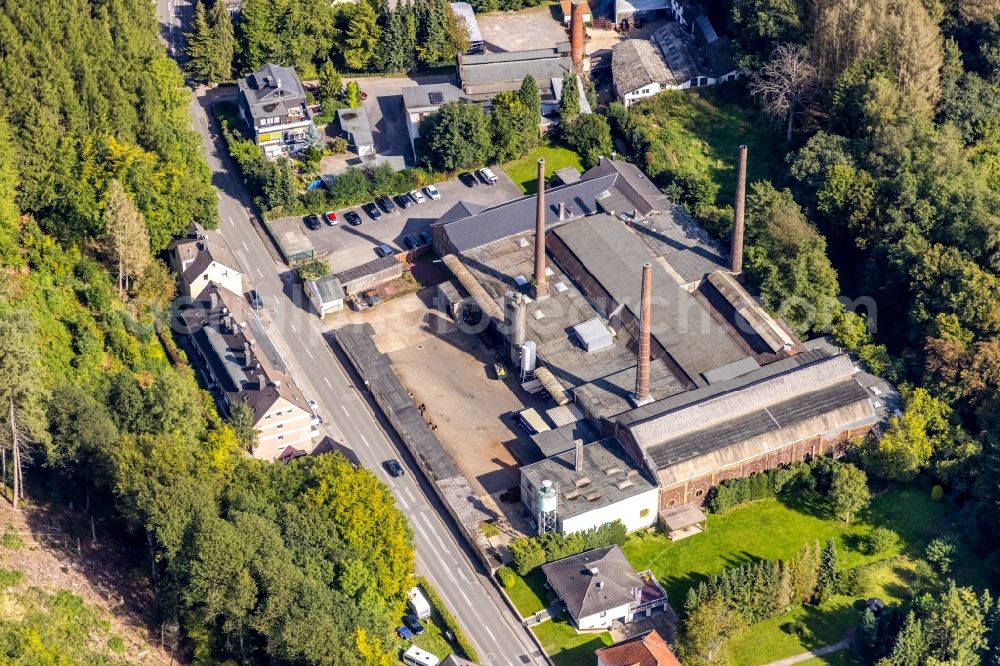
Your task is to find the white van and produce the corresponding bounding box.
[408,586,432,619]
[402,646,440,666]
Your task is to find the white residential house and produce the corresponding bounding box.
[167,223,244,299]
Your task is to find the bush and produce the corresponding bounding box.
[508,521,627,575]
[480,521,499,539]
[496,565,516,589]
[931,485,944,501]
[415,576,479,663]
[0,568,24,587]
[509,537,546,576]
[863,527,899,555]
[926,537,957,575]
[297,260,331,282]
[706,463,815,513]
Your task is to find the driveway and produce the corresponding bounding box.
[343,73,454,167]
[307,169,523,274]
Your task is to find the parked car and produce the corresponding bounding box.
[374,243,394,257]
[458,172,478,188]
[377,195,397,213]
[423,184,441,200]
[395,625,413,641]
[418,231,433,246]
[362,203,382,220]
[395,194,414,209]
[344,211,363,226]
[308,399,319,412]
[323,211,338,225]
[408,189,426,204]
[403,615,426,636]
[304,214,322,230]
[477,167,498,185]
[247,290,264,310]
[383,459,405,477]
[360,91,368,101]
[403,233,420,250]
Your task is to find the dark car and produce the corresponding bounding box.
[403,615,426,635]
[374,243,394,258]
[403,233,420,250]
[361,203,382,220]
[395,625,413,641]
[247,290,264,311]
[377,195,397,213]
[458,172,479,188]
[418,231,433,246]
[304,214,322,230]
[383,459,404,477]
[344,211,363,226]
[394,194,414,209]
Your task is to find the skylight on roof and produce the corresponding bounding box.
[531,310,545,320]
[517,237,529,248]
[514,275,528,286]
[545,267,554,277]
[428,91,444,104]
[553,282,568,293]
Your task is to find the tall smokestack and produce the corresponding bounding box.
[571,0,586,74]
[533,158,550,300]
[730,144,747,275]
[632,262,653,406]
[575,438,584,473]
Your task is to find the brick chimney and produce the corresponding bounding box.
[730,144,748,275]
[571,0,586,74]
[533,158,550,300]
[632,262,653,406]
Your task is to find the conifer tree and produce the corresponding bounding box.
[343,0,382,70]
[103,180,149,297]
[888,612,927,666]
[856,608,878,662]
[345,81,363,108]
[318,60,343,105]
[519,74,542,141]
[559,71,581,120]
[209,0,234,81]
[775,561,793,612]
[185,2,216,82]
[816,539,839,604]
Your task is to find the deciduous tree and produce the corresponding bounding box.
[828,463,870,522]
[343,0,382,70]
[562,114,612,168]
[750,43,818,141]
[102,180,150,297]
[677,595,746,666]
[417,101,491,171]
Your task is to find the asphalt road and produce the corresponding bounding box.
[156,3,547,664]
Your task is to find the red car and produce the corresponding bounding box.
[360,91,368,101]
[324,211,338,225]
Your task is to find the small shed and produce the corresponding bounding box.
[305,274,345,317]
[408,586,432,619]
[337,107,375,156]
[659,503,707,541]
[573,318,614,352]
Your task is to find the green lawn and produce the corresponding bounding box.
[798,650,864,666]
[624,486,962,605]
[392,606,457,663]
[504,144,585,194]
[506,569,549,617]
[627,85,783,205]
[532,619,612,666]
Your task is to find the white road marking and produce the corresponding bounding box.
[324,377,332,388]
[341,405,349,415]
[289,323,297,333]
[241,240,248,251]
[305,348,314,359]
[256,268,263,277]
[483,625,497,643]
[358,432,369,447]
[459,588,472,606]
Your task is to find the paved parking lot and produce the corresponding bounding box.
[308,169,523,274]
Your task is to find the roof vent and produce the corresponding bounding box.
[574,477,591,487]
[589,567,600,575]
[553,282,568,293]
[597,580,605,588]
[517,237,529,248]
[514,275,528,286]
[626,469,638,478]
[616,479,634,490]
[563,489,581,500]
[428,91,444,104]
[531,310,545,320]
[603,466,622,476]
[584,491,602,502]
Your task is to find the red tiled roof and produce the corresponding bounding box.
[596,630,681,666]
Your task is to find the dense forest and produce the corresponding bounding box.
[0,0,413,663]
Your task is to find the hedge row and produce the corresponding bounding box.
[508,520,627,576]
[414,576,479,663]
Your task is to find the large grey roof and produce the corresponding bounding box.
[612,39,673,94]
[238,63,308,121]
[551,214,747,385]
[334,255,400,284]
[542,546,640,621]
[458,48,572,95]
[584,157,669,215]
[522,439,657,521]
[432,174,618,252]
[652,22,707,83]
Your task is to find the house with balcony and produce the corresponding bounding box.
[180,284,319,460]
[541,545,668,630]
[238,63,315,158]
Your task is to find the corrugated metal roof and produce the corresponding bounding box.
[535,366,570,405]
[646,379,872,469]
[434,174,618,252]
[442,254,504,321]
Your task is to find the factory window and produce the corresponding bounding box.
[277,424,283,428]
[640,508,650,518]
[695,489,704,497]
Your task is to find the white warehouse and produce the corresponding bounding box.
[520,439,660,535]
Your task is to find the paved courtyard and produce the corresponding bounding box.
[308,169,522,274]
[477,5,569,52]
